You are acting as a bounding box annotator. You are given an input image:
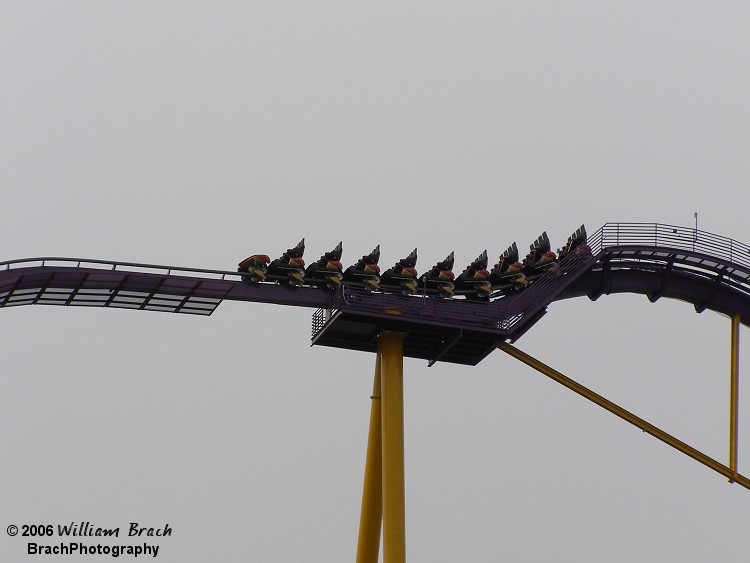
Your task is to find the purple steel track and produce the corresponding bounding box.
[554,223,750,324]
[313,223,750,364]
[3,223,750,364]
[0,258,331,315]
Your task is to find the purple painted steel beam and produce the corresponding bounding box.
[223,279,331,308]
[554,265,750,326]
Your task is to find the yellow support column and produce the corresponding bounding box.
[730,314,740,481]
[356,352,383,563]
[380,331,406,563]
[498,341,750,490]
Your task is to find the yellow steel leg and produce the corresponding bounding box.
[730,314,740,481]
[356,352,383,563]
[380,331,406,563]
[497,341,750,490]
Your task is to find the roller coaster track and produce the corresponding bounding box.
[496,221,750,331]
[0,256,330,314]
[550,222,750,324]
[2,223,750,355]
[310,223,750,364]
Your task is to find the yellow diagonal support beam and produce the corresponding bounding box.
[497,341,750,491]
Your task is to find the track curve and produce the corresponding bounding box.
[542,224,750,328]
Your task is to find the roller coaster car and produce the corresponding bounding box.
[267,239,306,287]
[490,243,528,294]
[523,232,557,280]
[305,242,344,290]
[455,250,493,300]
[380,249,419,294]
[419,252,455,298]
[557,225,591,262]
[344,245,381,290]
[237,254,271,284]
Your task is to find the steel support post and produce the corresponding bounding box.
[356,352,383,563]
[730,314,740,480]
[497,342,750,490]
[380,331,406,563]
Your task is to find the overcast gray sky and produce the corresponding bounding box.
[2,2,750,561]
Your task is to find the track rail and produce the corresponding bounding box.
[598,223,750,269]
[550,223,750,327]
[2,223,750,359]
[0,257,331,315]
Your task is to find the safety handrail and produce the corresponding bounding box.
[4,223,750,302]
[0,256,252,282]
[503,223,750,322]
[597,223,750,269]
